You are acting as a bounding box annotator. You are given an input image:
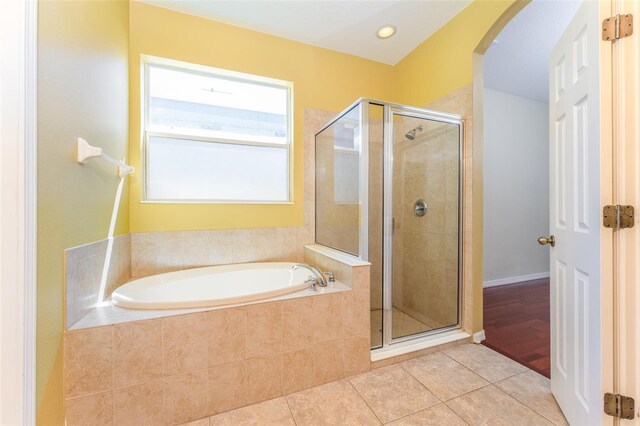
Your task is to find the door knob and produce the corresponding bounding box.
[537,235,555,247]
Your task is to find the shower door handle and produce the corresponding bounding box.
[414,199,427,217]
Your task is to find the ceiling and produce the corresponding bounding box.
[483,0,582,103]
[138,0,471,65]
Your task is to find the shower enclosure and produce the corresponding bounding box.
[315,99,463,351]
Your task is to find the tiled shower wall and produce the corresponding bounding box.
[426,85,474,333]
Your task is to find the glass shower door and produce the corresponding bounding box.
[387,111,461,340]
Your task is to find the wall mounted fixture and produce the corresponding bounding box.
[77,137,134,177]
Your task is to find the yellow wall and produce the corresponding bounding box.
[37,0,130,424]
[128,2,394,232]
[35,1,524,423]
[394,0,517,106]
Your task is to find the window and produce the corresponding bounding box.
[143,57,293,203]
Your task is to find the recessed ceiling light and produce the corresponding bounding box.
[376,25,396,39]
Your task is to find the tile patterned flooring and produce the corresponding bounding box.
[183,343,567,425]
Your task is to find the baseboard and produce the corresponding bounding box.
[483,272,550,288]
[473,330,486,344]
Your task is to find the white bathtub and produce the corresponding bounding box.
[111,262,312,310]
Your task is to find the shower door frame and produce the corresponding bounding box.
[381,104,464,350]
[314,98,464,352]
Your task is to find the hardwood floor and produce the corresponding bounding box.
[482,278,550,378]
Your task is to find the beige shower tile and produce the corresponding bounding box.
[352,266,370,290]
[313,293,343,342]
[113,319,162,388]
[206,307,246,367]
[342,290,370,337]
[113,380,165,426]
[387,403,467,426]
[496,370,568,425]
[282,347,315,395]
[208,361,247,414]
[350,364,440,423]
[446,385,552,426]
[246,354,283,405]
[163,370,211,425]
[64,326,114,398]
[444,343,527,383]
[281,297,315,350]
[65,391,113,426]
[400,352,488,401]
[245,302,282,358]
[287,379,380,426]
[209,397,295,426]
[343,335,370,377]
[162,313,208,376]
[314,340,344,385]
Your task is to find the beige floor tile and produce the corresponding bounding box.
[401,352,489,401]
[386,403,467,426]
[446,385,553,426]
[496,371,568,425]
[179,418,209,426]
[444,343,528,383]
[349,365,440,423]
[209,397,295,426]
[287,379,381,425]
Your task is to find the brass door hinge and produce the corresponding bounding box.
[604,393,635,420]
[603,14,633,40]
[603,205,635,229]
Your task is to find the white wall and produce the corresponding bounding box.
[483,89,550,286]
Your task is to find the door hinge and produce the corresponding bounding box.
[602,14,633,41]
[603,205,635,229]
[604,393,635,420]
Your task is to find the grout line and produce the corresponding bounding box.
[284,395,299,426]
[494,371,565,426]
[346,379,384,425]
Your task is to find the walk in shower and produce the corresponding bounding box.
[315,99,463,351]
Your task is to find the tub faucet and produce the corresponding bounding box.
[292,263,329,290]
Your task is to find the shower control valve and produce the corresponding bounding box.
[414,199,428,217]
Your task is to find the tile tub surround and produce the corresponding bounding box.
[64,249,371,425]
[65,234,131,328]
[64,108,334,329]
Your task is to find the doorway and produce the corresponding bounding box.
[480,0,580,377]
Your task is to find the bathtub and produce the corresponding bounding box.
[111,262,312,310]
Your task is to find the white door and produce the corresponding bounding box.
[548,1,609,424]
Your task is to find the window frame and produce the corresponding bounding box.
[141,55,294,204]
